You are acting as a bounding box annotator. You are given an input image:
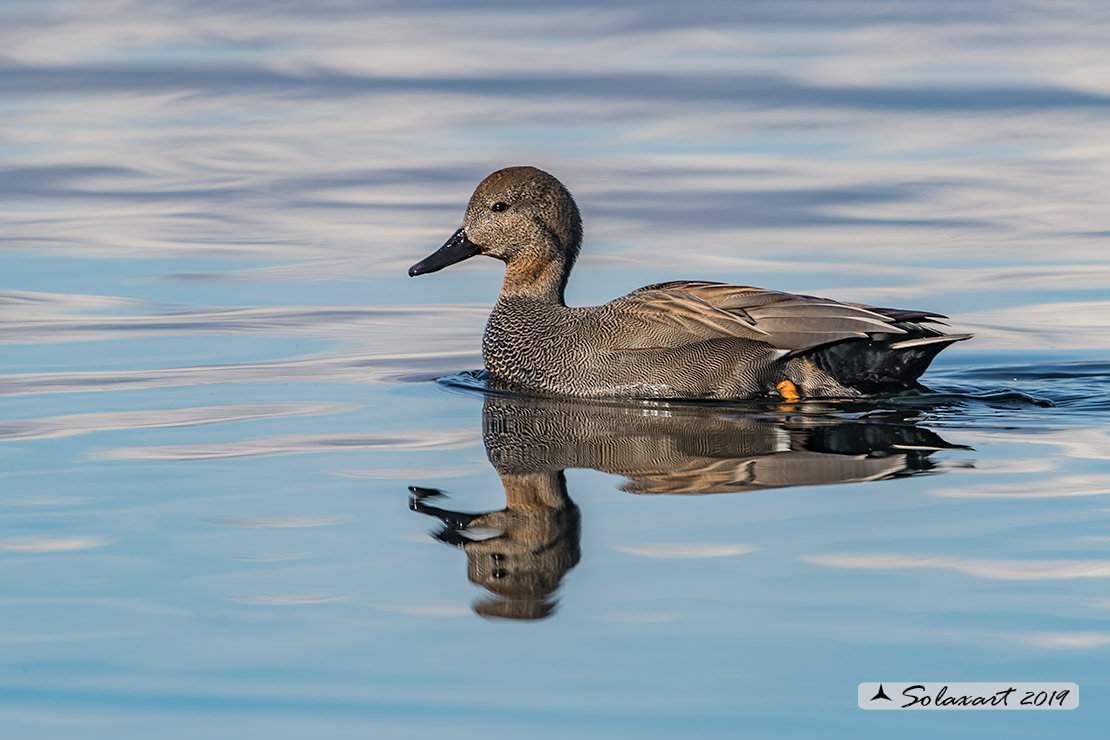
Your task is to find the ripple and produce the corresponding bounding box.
[0,302,488,345]
[95,429,479,460]
[0,350,481,398]
[0,402,356,442]
[440,368,1059,417]
[951,361,1110,381]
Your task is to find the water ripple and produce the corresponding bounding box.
[95,429,479,461]
[0,402,356,442]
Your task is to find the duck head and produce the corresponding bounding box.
[409,166,583,299]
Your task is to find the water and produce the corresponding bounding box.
[2,1,1110,737]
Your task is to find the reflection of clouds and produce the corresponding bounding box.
[96,429,479,460]
[6,284,1107,360]
[0,292,485,399]
[1,349,481,398]
[615,543,757,558]
[0,402,355,442]
[956,301,1110,350]
[0,300,487,345]
[3,2,1108,96]
[827,266,1110,304]
[804,553,1110,580]
[0,536,114,552]
[1,1,1108,300]
[336,466,482,480]
[934,474,1110,498]
[1017,632,1110,649]
[953,458,1058,475]
[1,290,137,314]
[203,516,347,528]
[952,427,1110,461]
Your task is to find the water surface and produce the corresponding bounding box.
[2,1,1110,737]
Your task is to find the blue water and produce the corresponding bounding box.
[3,1,1110,737]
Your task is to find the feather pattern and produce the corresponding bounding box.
[608,281,910,351]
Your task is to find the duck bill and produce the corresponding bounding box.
[408,228,481,277]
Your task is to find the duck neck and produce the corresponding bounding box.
[499,252,574,305]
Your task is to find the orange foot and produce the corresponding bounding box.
[775,380,801,402]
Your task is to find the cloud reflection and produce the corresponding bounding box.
[934,474,1110,498]
[0,536,114,552]
[0,349,481,398]
[1017,632,1110,649]
[952,427,1110,461]
[804,553,1110,580]
[2,0,1108,326]
[615,543,758,558]
[0,402,356,442]
[97,429,479,461]
[0,300,487,346]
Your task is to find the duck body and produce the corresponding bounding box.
[410,167,970,401]
[481,290,777,399]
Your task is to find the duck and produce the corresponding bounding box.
[408,166,971,400]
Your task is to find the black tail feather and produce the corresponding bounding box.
[806,331,971,394]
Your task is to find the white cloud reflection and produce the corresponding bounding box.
[0,402,356,442]
[95,429,479,460]
[616,543,758,558]
[0,536,115,552]
[336,466,482,480]
[0,299,488,346]
[1017,632,1110,649]
[804,553,1110,580]
[1,0,1108,303]
[952,427,1110,462]
[0,349,481,398]
[378,603,472,617]
[957,301,1110,351]
[934,474,1110,499]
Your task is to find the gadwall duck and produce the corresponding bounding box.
[409,166,970,400]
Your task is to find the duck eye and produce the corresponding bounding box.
[490,202,508,212]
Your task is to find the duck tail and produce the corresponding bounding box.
[803,331,972,394]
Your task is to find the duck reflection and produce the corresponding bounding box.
[410,393,966,620]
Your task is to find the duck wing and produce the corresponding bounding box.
[607,280,929,352]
